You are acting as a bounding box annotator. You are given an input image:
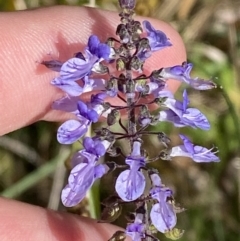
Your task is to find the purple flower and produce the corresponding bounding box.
[150,186,176,233]
[90,92,108,104]
[52,53,98,82]
[87,35,110,61]
[77,92,107,123]
[158,90,210,130]
[126,213,145,241]
[143,20,172,52]
[61,151,109,207]
[77,101,99,123]
[57,119,89,144]
[53,75,105,97]
[170,134,220,163]
[51,35,110,95]
[115,141,146,201]
[160,62,217,90]
[83,137,110,157]
[66,136,111,167]
[56,93,107,144]
[149,173,177,233]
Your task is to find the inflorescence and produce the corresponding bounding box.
[43,0,220,240]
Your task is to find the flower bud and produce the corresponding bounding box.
[108,231,126,241]
[41,60,62,72]
[116,24,130,43]
[164,228,185,240]
[118,0,135,10]
[107,146,122,157]
[107,109,121,126]
[154,97,168,105]
[116,58,126,71]
[130,56,143,72]
[158,132,171,147]
[159,150,171,161]
[100,203,122,223]
[126,79,135,93]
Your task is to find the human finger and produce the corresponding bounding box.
[0,197,121,241]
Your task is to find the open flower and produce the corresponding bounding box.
[51,35,110,95]
[150,186,176,233]
[158,90,210,130]
[142,20,172,52]
[170,134,220,163]
[115,141,146,201]
[77,92,107,123]
[57,118,89,144]
[83,137,110,157]
[87,35,110,61]
[160,62,217,90]
[61,151,109,207]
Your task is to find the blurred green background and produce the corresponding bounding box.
[0,0,239,240]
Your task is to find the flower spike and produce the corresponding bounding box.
[44,3,220,241]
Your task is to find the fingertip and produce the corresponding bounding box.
[0,197,120,241]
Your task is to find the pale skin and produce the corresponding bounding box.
[0,6,186,241]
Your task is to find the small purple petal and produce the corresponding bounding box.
[88,35,110,60]
[126,223,145,241]
[115,169,145,202]
[52,95,79,113]
[182,90,189,112]
[83,137,106,156]
[88,110,99,123]
[170,135,220,162]
[97,43,111,60]
[88,35,100,55]
[71,150,96,168]
[150,203,177,233]
[179,134,194,154]
[57,119,88,144]
[61,162,95,207]
[143,20,172,52]
[77,100,100,122]
[159,110,186,127]
[83,137,94,150]
[150,173,162,187]
[193,146,220,163]
[60,57,94,82]
[160,63,217,90]
[189,78,217,90]
[51,77,83,96]
[182,108,210,130]
[94,164,109,179]
[91,92,107,104]
[77,101,88,114]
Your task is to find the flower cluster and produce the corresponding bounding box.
[43,0,219,240]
